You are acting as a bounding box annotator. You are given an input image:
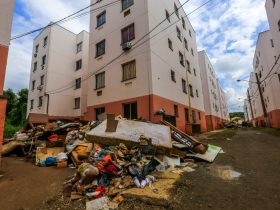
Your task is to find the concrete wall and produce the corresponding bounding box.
[0,0,15,46]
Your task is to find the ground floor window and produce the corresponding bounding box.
[74,97,80,109]
[95,107,105,120]
[123,102,137,120]
[192,110,196,123]
[185,108,189,123]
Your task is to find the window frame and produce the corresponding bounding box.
[168,38,173,51]
[121,23,135,44]
[184,38,188,51]
[187,60,191,72]
[95,72,105,90]
[185,108,189,123]
[35,44,39,53]
[179,51,184,66]
[174,3,179,18]
[182,79,187,93]
[121,0,134,11]
[75,78,81,89]
[76,59,82,70]
[74,97,80,109]
[42,55,46,66]
[174,105,179,117]
[33,62,37,72]
[43,36,48,47]
[32,80,36,90]
[96,39,106,57]
[182,18,186,29]
[40,75,44,86]
[123,102,138,120]
[77,42,83,53]
[38,96,43,107]
[176,26,181,41]
[171,70,176,82]
[30,99,34,110]
[189,84,194,97]
[122,60,136,81]
[97,11,106,28]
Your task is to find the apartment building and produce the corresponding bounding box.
[0,0,14,150]
[248,30,280,128]
[27,24,89,123]
[198,51,229,131]
[85,0,207,134]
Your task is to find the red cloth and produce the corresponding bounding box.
[94,185,106,198]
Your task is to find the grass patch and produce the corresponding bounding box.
[251,127,280,137]
[4,122,23,138]
[207,129,237,140]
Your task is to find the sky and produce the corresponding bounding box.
[5,0,269,112]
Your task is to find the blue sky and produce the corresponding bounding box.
[5,0,269,112]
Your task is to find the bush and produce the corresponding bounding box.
[4,122,23,138]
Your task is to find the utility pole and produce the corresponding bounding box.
[247,90,254,123]
[255,73,270,128]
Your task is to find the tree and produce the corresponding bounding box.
[10,88,28,125]
[3,88,17,117]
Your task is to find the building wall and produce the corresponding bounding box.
[86,0,207,134]
[27,24,89,122]
[0,0,14,151]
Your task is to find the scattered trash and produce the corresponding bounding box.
[219,149,226,154]
[187,144,222,163]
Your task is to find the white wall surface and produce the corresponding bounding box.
[0,0,14,46]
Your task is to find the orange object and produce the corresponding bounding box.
[57,161,67,168]
[48,134,58,142]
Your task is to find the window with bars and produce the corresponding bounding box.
[77,42,83,53]
[122,60,136,81]
[74,97,80,109]
[75,78,81,89]
[97,11,106,27]
[95,72,105,89]
[122,24,135,44]
[96,40,106,57]
[76,59,82,70]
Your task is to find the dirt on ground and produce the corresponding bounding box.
[1,128,280,210]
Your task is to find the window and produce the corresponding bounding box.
[95,72,105,89]
[75,78,81,89]
[192,110,196,123]
[272,0,275,7]
[176,27,181,41]
[198,112,201,120]
[174,3,179,18]
[196,89,199,97]
[97,11,106,27]
[42,55,46,66]
[187,60,191,72]
[278,74,280,82]
[191,48,194,56]
[95,107,105,120]
[174,105,178,117]
[189,30,192,37]
[76,59,82,70]
[39,96,43,107]
[122,0,134,11]
[40,75,44,85]
[189,84,194,97]
[35,44,39,53]
[122,60,136,81]
[171,70,176,82]
[194,68,197,76]
[74,97,80,109]
[43,36,48,47]
[179,51,184,66]
[185,108,189,123]
[182,18,186,29]
[182,79,186,93]
[30,100,34,110]
[166,10,170,22]
[32,80,36,90]
[122,24,135,44]
[271,39,274,48]
[278,20,280,31]
[168,38,173,51]
[123,102,137,119]
[33,62,37,72]
[96,40,106,57]
[77,42,83,53]
[184,38,188,51]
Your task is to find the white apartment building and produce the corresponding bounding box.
[198,51,229,131]
[85,0,207,134]
[27,24,89,123]
[249,30,280,127]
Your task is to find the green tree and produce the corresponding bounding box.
[3,88,17,117]
[10,88,28,125]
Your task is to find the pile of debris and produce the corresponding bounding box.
[2,115,222,209]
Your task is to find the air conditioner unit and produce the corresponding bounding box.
[34,53,37,57]
[122,42,132,51]
[37,85,43,91]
